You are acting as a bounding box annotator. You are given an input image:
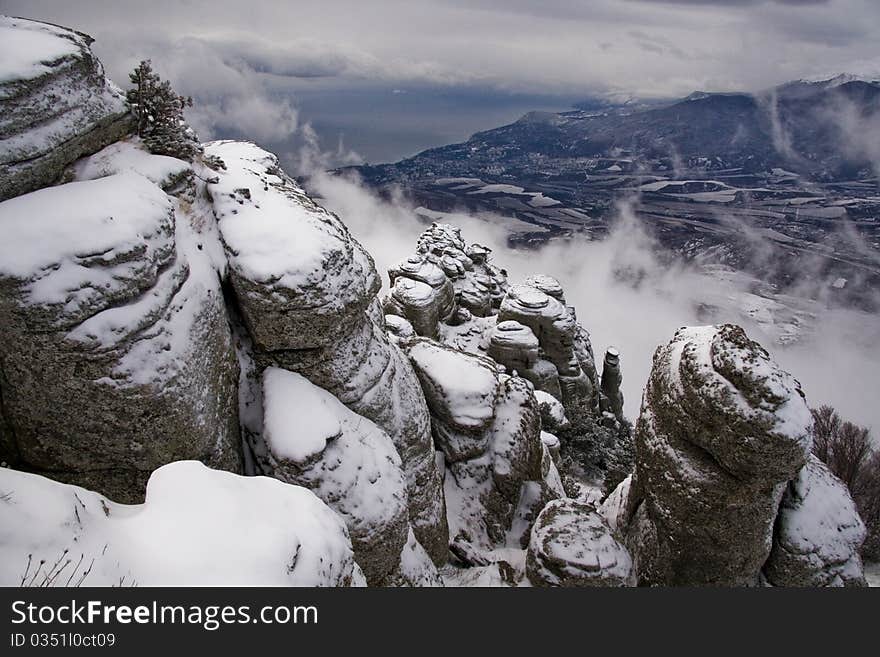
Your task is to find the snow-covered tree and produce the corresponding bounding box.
[126,60,200,161]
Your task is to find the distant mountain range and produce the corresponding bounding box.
[352,76,880,184]
[340,76,880,313]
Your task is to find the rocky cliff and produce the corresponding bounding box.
[0,17,868,587]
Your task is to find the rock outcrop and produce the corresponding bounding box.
[204,141,448,564]
[497,283,599,417]
[621,324,817,585]
[2,17,870,590]
[600,347,624,420]
[0,17,133,201]
[405,339,564,556]
[0,168,242,502]
[256,367,439,585]
[764,455,867,587]
[527,499,634,587]
[385,224,614,479]
[0,461,365,586]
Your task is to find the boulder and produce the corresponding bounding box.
[408,339,501,463]
[0,17,133,201]
[0,172,242,502]
[387,255,455,337]
[406,338,559,553]
[257,368,434,585]
[764,455,867,587]
[527,499,634,587]
[625,324,814,586]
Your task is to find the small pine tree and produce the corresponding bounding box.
[126,60,200,161]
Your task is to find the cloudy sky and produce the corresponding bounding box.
[4,0,879,161]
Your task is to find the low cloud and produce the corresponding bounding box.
[303,164,880,435]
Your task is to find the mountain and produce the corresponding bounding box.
[346,78,880,311]
[0,17,870,588]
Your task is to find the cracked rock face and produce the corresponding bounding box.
[764,455,867,587]
[0,17,133,202]
[256,368,438,586]
[623,324,816,586]
[387,224,601,430]
[405,338,562,554]
[527,499,634,587]
[498,284,598,417]
[206,141,448,564]
[0,172,242,502]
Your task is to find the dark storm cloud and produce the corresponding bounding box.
[2,0,878,98]
[626,0,828,5]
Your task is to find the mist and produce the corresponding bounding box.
[305,167,880,435]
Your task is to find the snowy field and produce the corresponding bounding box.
[865,562,880,587]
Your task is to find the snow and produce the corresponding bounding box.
[204,140,365,293]
[773,455,866,585]
[260,368,409,540]
[0,18,82,84]
[395,528,443,587]
[494,320,540,350]
[262,367,342,463]
[408,341,500,429]
[540,431,559,450]
[866,562,880,588]
[599,475,632,532]
[527,193,561,208]
[469,184,526,195]
[0,173,173,307]
[506,284,550,310]
[72,139,191,187]
[667,325,812,444]
[535,390,567,425]
[105,181,228,389]
[393,277,435,305]
[0,462,361,586]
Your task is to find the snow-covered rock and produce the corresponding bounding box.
[624,324,814,586]
[405,338,560,555]
[408,340,501,462]
[386,224,625,484]
[599,347,624,420]
[206,140,376,352]
[534,390,568,433]
[0,17,133,201]
[0,171,241,502]
[764,456,867,587]
[71,138,191,190]
[386,255,455,338]
[498,283,599,417]
[256,368,438,585]
[0,461,364,586]
[205,141,448,564]
[526,499,634,587]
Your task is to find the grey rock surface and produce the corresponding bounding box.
[0,173,242,502]
[206,141,449,564]
[764,455,867,587]
[257,367,429,585]
[527,499,634,587]
[624,324,814,586]
[0,17,133,202]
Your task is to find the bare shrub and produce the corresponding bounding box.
[811,405,880,560]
